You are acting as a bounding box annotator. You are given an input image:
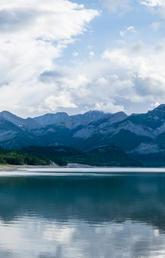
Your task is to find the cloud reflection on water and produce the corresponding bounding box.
[0,174,164,257]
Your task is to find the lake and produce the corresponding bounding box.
[0,169,165,257]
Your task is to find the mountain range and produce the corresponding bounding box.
[1,105,165,166]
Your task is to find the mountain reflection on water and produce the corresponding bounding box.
[0,172,165,257]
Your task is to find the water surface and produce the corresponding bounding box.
[0,170,165,257]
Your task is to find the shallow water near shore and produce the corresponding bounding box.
[0,169,165,257]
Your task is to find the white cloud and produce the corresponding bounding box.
[73,52,79,57]
[0,0,165,117]
[0,0,98,117]
[104,0,132,12]
[89,51,95,57]
[105,0,165,16]
[40,40,165,115]
[141,0,165,7]
[101,42,165,108]
[120,26,136,37]
[150,22,161,31]
[34,39,165,115]
[141,0,165,17]
[44,94,77,111]
[13,37,165,116]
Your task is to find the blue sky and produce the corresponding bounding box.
[65,0,164,60]
[0,0,165,117]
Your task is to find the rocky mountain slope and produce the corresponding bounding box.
[1,105,165,159]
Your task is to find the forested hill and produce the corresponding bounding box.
[0,146,140,167]
[0,148,48,166]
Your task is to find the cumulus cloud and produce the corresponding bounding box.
[35,61,125,115]
[1,0,165,117]
[32,38,165,115]
[44,94,77,111]
[0,0,98,117]
[39,40,165,115]
[101,42,165,110]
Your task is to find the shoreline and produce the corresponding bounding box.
[1,165,165,174]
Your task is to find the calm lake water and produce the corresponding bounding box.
[1,169,165,257]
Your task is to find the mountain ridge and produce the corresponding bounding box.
[0,105,165,158]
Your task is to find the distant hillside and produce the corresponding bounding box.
[23,146,83,166]
[0,145,140,167]
[23,145,140,167]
